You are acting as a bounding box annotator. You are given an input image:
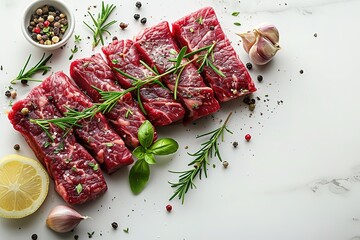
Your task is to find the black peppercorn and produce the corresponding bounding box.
[209,26,214,30]
[257,75,263,82]
[112,222,118,229]
[140,17,147,24]
[31,234,38,240]
[74,235,79,240]
[5,90,11,97]
[135,1,142,8]
[119,22,128,29]
[299,69,304,74]
[14,144,20,151]
[134,13,140,20]
[232,142,238,148]
[246,62,252,70]
[21,80,28,85]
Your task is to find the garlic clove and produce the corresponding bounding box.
[236,31,257,53]
[249,35,280,65]
[46,205,88,233]
[255,24,280,45]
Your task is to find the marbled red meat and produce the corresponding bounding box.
[8,86,107,205]
[102,39,185,126]
[70,54,156,149]
[172,7,256,102]
[42,72,133,174]
[134,21,220,123]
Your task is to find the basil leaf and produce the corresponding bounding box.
[133,146,146,159]
[138,120,154,148]
[144,153,156,165]
[149,138,179,155]
[129,159,150,194]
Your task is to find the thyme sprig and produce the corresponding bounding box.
[83,1,116,48]
[11,53,52,84]
[169,112,233,204]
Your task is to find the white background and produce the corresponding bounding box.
[1,0,360,239]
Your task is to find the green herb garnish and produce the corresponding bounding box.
[169,112,233,204]
[129,120,178,194]
[83,1,117,48]
[69,45,78,60]
[234,22,241,26]
[74,35,82,43]
[232,12,240,16]
[76,183,83,194]
[11,53,52,84]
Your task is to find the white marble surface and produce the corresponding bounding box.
[1,0,360,239]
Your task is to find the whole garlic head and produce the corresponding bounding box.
[237,23,280,65]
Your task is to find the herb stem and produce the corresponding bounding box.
[11,53,52,84]
[169,112,233,204]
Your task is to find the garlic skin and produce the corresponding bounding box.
[46,205,88,233]
[238,23,280,65]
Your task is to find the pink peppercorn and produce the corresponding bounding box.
[43,20,50,27]
[33,27,41,34]
[245,134,251,141]
[166,204,172,212]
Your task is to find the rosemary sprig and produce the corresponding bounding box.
[11,53,52,84]
[169,112,233,204]
[30,43,223,140]
[83,1,116,48]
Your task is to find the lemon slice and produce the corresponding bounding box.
[0,154,49,219]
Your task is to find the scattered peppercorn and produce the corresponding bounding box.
[243,96,251,105]
[232,141,238,148]
[222,161,229,168]
[314,33,317,37]
[299,69,304,74]
[140,17,147,24]
[135,1,142,8]
[209,26,215,30]
[257,75,263,82]
[11,91,17,99]
[21,79,28,85]
[249,103,256,111]
[245,134,251,141]
[74,235,79,240]
[166,204,172,212]
[31,234,38,240]
[13,144,20,151]
[21,107,29,115]
[246,62,252,70]
[111,222,118,229]
[134,13,140,20]
[119,22,128,29]
[5,90,11,97]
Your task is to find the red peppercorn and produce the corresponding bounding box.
[33,27,41,34]
[166,204,172,212]
[245,134,251,141]
[43,20,50,27]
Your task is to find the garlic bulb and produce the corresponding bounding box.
[237,24,280,65]
[46,205,88,233]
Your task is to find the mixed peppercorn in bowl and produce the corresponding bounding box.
[22,0,75,50]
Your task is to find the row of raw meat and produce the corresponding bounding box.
[8,7,256,205]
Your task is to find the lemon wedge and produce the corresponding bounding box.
[0,154,49,219]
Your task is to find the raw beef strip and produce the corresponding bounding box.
[102,38,185,126]
[8,86,107,205]
[42,72,133,174]
[70,54,155,149]
[172,7,256,102]
[134,21,220,123]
